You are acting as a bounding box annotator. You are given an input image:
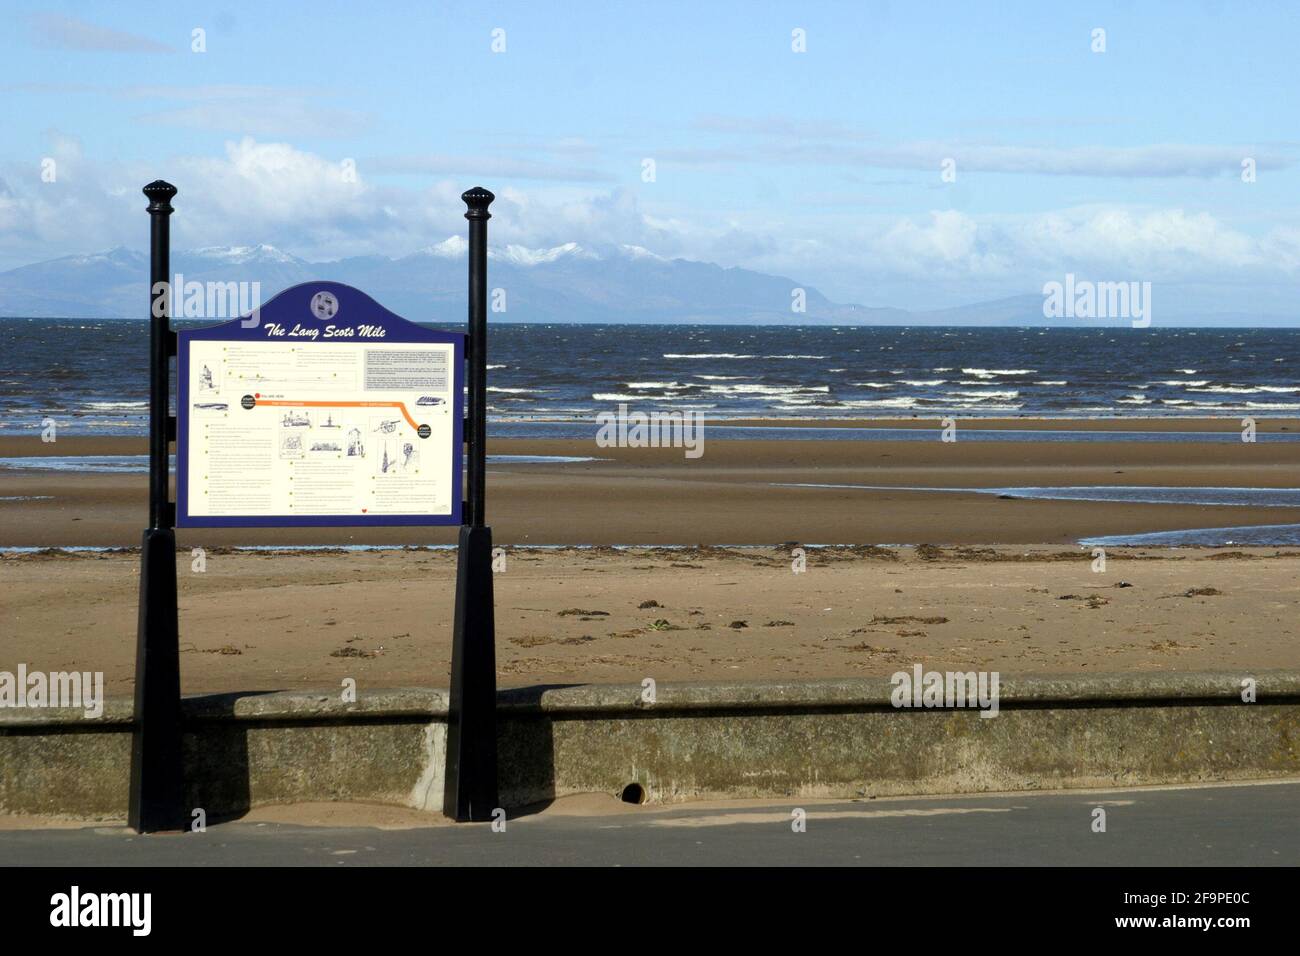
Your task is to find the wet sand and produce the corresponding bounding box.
[3,427,1300,548]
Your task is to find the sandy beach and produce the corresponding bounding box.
[2,419,1299,692]
[5,543,1300,694]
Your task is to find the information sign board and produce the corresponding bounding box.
[176,282,464,527]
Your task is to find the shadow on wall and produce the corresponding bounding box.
[497,684,564,816]
[179,687,577,823]
[182,691,262,825]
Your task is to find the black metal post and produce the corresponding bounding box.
[128,180,185,833]
[464,187,492,528]
[444,186,499,821]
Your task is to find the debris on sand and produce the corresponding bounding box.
[869,614,948,625]
[509,635,555,647]
[1056,594,1109,608]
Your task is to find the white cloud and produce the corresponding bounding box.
[368,154,614,183]
[896,143,1279,179]
[26,14,173,53]
[0,139,673,265]
[679,114,1293,179]
[1,138,1297,311]
[703,139,1289,179]
[1261,227,1300,272]
[137,101,373,139]
[874,210,1011,277]
[178,138,375,223]
[1017,208,1258,271]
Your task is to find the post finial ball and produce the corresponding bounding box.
[461,186,494,220]
[143,180,178,214]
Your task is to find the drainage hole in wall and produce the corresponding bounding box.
[620,782,647,805]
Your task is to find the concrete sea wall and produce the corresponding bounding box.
[2,672,1297,820]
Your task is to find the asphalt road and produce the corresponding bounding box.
[2,781,1297,866]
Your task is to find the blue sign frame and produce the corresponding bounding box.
[176,281,464,527]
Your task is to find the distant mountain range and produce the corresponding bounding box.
[1,242,1296,326]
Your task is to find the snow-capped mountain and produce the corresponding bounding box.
[3,244,1293,325]
[185,244,306,266]
[0,242,865,324]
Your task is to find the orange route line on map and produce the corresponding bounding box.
[257,399,420,430]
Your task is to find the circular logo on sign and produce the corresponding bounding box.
[417,424,431,439]
[240,394,256,409]
[310,290,339,321]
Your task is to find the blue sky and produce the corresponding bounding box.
[2,0,1298,314]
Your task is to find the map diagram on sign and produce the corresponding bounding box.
[182,340,457,521]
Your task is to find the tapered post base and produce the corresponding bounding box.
[128,527,185,833]
[443,524,499,821]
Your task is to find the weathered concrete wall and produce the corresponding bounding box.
[497,673,1300,805]
[2,673,1297,820]
[0,690,448,820]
